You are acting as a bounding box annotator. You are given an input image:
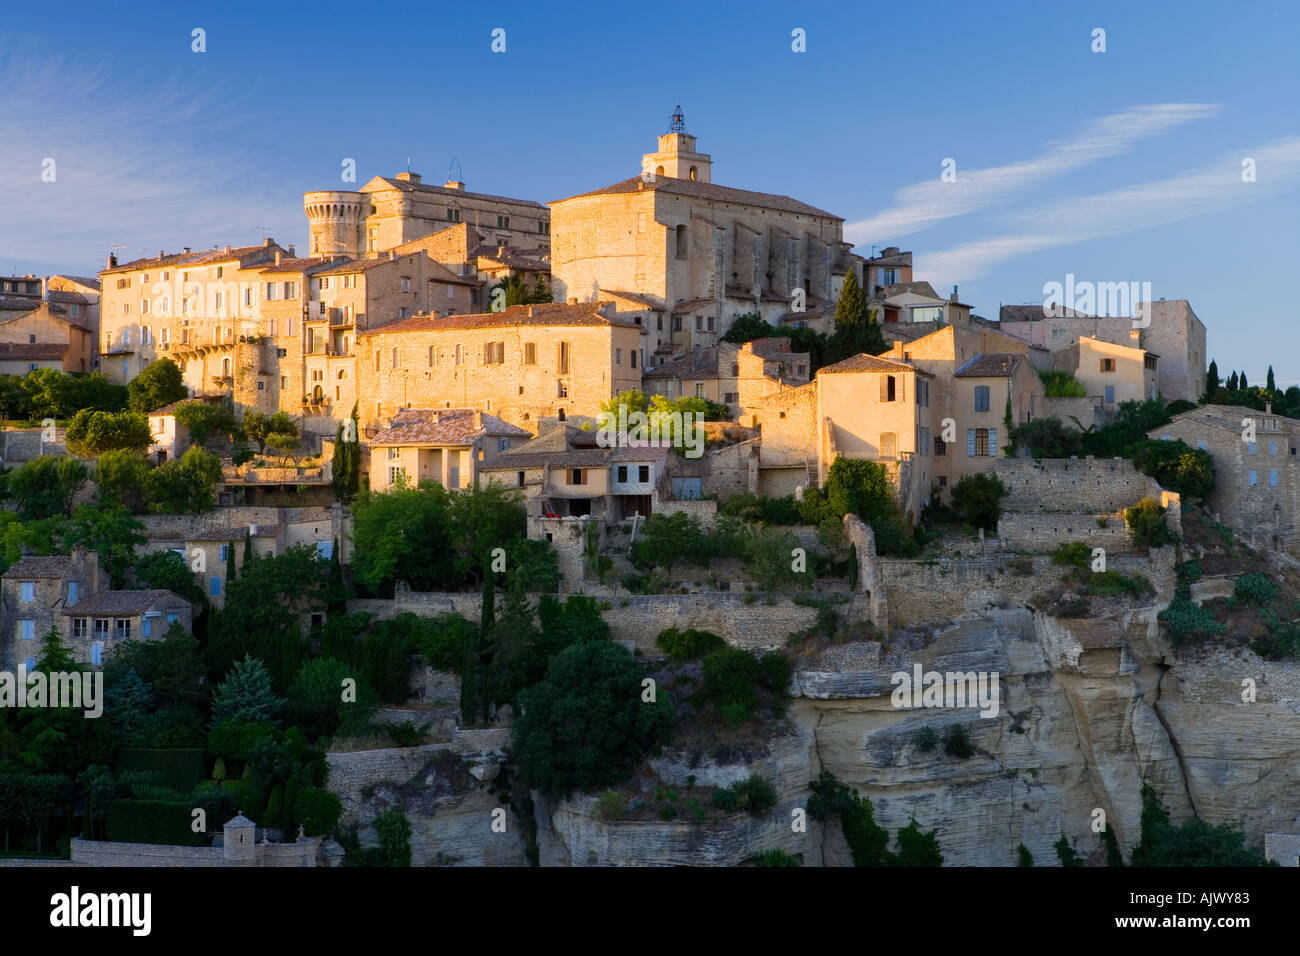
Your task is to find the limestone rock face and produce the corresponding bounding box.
[537,607,1300,866]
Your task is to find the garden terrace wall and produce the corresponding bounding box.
[997,512,1135,553]
[995,457,1157,512]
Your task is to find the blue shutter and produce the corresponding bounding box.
[967,429,975,457]
[989,428,997,457]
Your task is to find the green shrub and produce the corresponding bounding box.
[386,722,422,747]
[942,724,975,758]
[1125,497,1173,550]
[711,775,778,815]
[1051,542,1091,570]
[1233,572,1278,606]
[106,799,206,846]
[1054,835,1084,867]
[375,809,412,867]
[595,791,624,821]
[1017,843,1033,867]
[950,473,1008,533]
[655,626,726,661]
[916,727,939,752]
[293,787,343,836]
[754,849,800,867]
[685,796,706,823]
[1087,570,1154,597]
[702,647,760,725]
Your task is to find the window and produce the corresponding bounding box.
[1105,385,1115,404]
[1250,442,1256,455]
[1270,441,1277,456]
[918,426,930,456]
[216,266,223,278]
[695,383,705,398]
[569,468,586,485]
[210,576,222,596]
[639,465,650,482]
[524,342,536,364]
[284,281,296,299]
[447,207,461,222]
[910,306,943,323]
[401,278,411,293]
[557,380,569,398]
[1198,440,1207,450]
[675,224,688,259]
[916,380,929,407]
[23,658,35,672]
[428,346,436,367]
[374,351,381,372]
[20,582,34,602]
[91,642,104,666]
[483,341,505,364]
[316,540,334,560]
[143,615,153,637]
[1249,470,1258,487]
[934,437,947,456]
[617,465,628,483]
[68,581,77,605]
[94,619,109,639]
[166,612,179,626]
[615,348,622,366]
[388,466,404,485]
[219,544,229,563]
[496,215,510,229]
[517,471,526,488]
[20,619,34,641]
[497,438,510,452]
[281,376,289,389]
[972,385,991,412]
[1100,358,1116,372]
[879,432,898,458]
[258,380,265,391]
[115,619,131,640]
[1269,470,1279,487]
[880,375,899,403]
[214,291,223,311]
[968,428,996,457]
[557,342,570,375]
[73,618,87,639]
[631,351,638,369]
[387,447,401,460]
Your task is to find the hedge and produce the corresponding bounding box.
[115,748,205,794]
[106,799,206,846]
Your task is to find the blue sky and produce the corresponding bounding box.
[3,0,1298,383]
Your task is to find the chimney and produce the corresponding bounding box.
[274,251,282,265]
[1266,401,1273,414]
[288,245,295,257]
[263,237,272,247]
[224,245,231,254]
[183,247,191,255]
[443,180,464,191]
[474,410,484,430]
[159,250,165,259]
[85,551,100,594]
[107,253,118,269]
[951,285,959,303]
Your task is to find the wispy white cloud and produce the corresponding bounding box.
[845,103,1222,245]
[918,136,1300,282]
[0,38,303,273]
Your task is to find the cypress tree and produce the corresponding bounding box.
[1228,371,1239,391]
[1240,369,1249,390]
[1206,359,1219,395]
[1267,365,1276,393]
[225,538,237,586]
[243,528,253,565]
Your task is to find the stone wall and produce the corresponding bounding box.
[996,457,1156,512]
[0,427,67,462]
[653,498,717,527]
[1039,396,1101,430]
[68,836,317,867]
[997,511,1135,553]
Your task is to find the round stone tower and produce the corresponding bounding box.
[303,190,365,258]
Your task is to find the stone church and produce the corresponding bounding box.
[549,108,863,365]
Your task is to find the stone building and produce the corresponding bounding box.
[998,299,1206,404]
[1151,404,1299,551]
[367,407,531,492]
[643,338,810,424]
[0,550,190,671]
[97,239,292,387]
[1056,334,1158,409]
[354,301,642,430]
[549,109,863,361]
[303,171,549,261]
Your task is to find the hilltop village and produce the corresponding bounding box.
[0,109,1297,869]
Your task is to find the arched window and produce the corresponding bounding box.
[689,166,698,181]
[655,165,665,177]
[313,384,323,402]
[222,357,231,377]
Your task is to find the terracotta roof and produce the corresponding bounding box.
[745,337,794,357]
[476,250,551,273]
[185,524,284,542]
[483,434,670,472]
[0,295,41,312]
[0,342,67,360]
[875,281,938,300]
[643,347,718,379]
[370,408,531,447]
[371,177,547,209]
[52,275,101,290]
[599,290,665,310]
[359,302,638,336]
[955,353,1024,377]
[3,555,73,579]
[672,298,717,315]
[552,175,842,220]
[101,243,286,275]
[257,256,338,275]
[818,353,927,375]
[62,589,187,616]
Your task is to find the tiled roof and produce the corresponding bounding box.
[0,342,67,360]
[284,506,334,523]
[999,304,1102,323]
[52,275,101,290]
[818,353,926,375]
[672,298,717,315]
[643,347,719,379]
[875,281,938,299]
[257,256,338,275]
[101,244,285,275]
[44,289,88,305]
[1164,404,1300,434]
[314,256,398,276]
[475,249,550,272]
[552,175,842,220]
[62,589,186,616]
[745,337,794,357]
[3,555,73,579]
[955,353,1024,377]
[599,290,665,310]
[371,177,547,209]
[370,408,531,447]
[360,302,638,336]
[0,295,41,312]
[185,524,284,542]
[483,439,669,472]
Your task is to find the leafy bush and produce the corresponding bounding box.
[1017,844,1033,867]
[754,849,800,867]
[1051,542,1091,570]
[374,810,412,867]
[711,775,778,815]
[655,626,726,661]
[595,791,625,821]
[916,727,939,752]
[1130,783,1273,866]
[950,473,1008,533]
[1055,835,1084,867]
[1233,572,1278,607]
[293,787,343,836]
[942,724,974,758]
[1038,370,1086,397]
[1125,497,1173,550]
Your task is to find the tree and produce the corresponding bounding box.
[66,504,146,587]
[825,457,894,525]
[265,429,298,464]
[7,455,87,520]
[807,771,892,866]
[827,272,886,360]
[225,534,238,584]
[949,472,1009,532]
[513,641,675,799]
[22,369,126,419]
[1125,497,1173,550]
[94,449,151,512]
[243,411,271,453]
[892,817,944,867]
[331,404,361,502]
[0,373,31,421]
[834,271,869,328]
[1009,417,1083,459]
[132,549,204,604]
[1228,371,1239,392]
[1205,359,1219,397]
[65,408,153,456]
[1038,369,1087,397]
[1239,370,1248,390]
[1131,438,1215,501]
[143,446,223,513]
[288,658,377,742]
[210,656,285,728]
[1267,365,1276,394]
[127,358,187,413]
[107,622,206,713]
[173,401,237,447]
[1130,783,1273,866]
[35,625,78,673]
[349,484,456,594]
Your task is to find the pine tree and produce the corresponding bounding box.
[35,626,77,673]
[834,271,869,329]
[209,655,285,727]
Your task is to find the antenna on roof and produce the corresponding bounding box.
[448,157,462,183]
[406,156,411,173]
[254,225,271,241]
